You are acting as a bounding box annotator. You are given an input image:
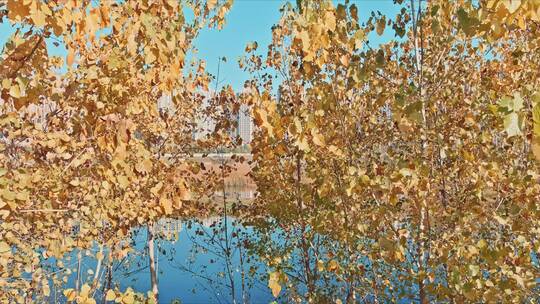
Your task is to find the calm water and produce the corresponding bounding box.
[43,184,274,303]
[48,216,273,304]
[45,215,417,303]
[116,217,273,304]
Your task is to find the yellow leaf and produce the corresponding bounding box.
[513,273,525,288]
[353,30,365,49]
[160,197,173,215]
[296,136,310,152]
[80,284,91,298]
[15,191,29,201]
[1,189,16,201]
[327,259,339,272]
[469,264,480,277]
[135,159,152,174]
[0,241,10,253]
[253,108,267,127]
[477,239,488,249]
[207,0,217,10]
[311,129,325,147]
[151,182,163,197]
[2,78,11,89]
[268,271,282,298]
[9,84,21,98]
[122,293,135,304]
[297,30,311,54]
[324,11,336,31]
[144,46,156,65]
[328,145,344,157]
[117,175,129,188]
[114,144,127,161]
[105,289,116,301]
[30,8,46,27]
[177,179,191,201]
[0,210,10,219]
[502,0,521,13]
[63,289,77,301]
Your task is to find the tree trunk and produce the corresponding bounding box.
[418,202,429,304]
[147,223,159,302]
[76,249,82,292]
[296,154,314,296]
[101,251,113,304]
[91,245,103,291]
[410,0,429,302]
[237,232,248,304]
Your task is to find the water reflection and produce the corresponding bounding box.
[115,217,272,304]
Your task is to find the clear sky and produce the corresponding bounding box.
[197,0,401,90]
[0,0,401,90]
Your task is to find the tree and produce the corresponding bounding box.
[0,0,232,302]
[245,0,540,302]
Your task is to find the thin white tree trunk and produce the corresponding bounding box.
[76,249,82,292]
[147,223,159,302]
[91,245,103,290]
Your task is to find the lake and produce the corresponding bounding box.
[116,217,274,304]
[47,215,274,303]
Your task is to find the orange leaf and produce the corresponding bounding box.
[67,47,75,66]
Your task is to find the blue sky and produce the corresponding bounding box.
[1,0,400,90]
[197,0,400,89]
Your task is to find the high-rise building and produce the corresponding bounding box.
[236,104,252,144]
[191,92,216,141]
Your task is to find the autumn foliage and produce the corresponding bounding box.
[1,0,540,303]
